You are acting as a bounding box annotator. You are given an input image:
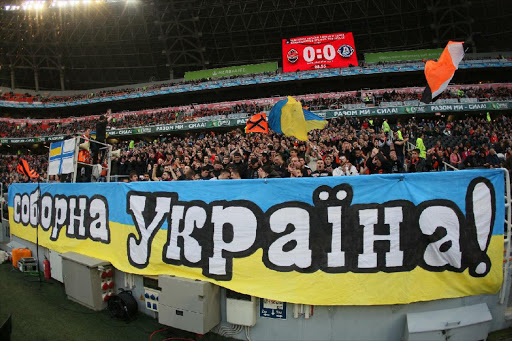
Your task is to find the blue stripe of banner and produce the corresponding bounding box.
[7,169,505,236]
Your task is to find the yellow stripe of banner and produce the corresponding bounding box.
[9,208,503,306]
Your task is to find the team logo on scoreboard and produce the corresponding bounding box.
[337,45,354,58]
[287,49,299,63]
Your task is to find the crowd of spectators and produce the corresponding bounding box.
[4,113,512,189]
[0,71,278,104]
[1,85,511,139]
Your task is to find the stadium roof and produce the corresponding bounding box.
[0,0,510,90]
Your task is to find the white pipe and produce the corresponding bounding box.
[304,305,311,319]
[245,326,252,341]
[293,304,299,319]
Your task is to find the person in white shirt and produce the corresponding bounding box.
[333,156,359,176]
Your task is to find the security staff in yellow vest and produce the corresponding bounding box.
[415,133,426,159]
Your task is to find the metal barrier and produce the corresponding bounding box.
[71,138,113,183]
[109,175,130,182]
[443,161,459,171]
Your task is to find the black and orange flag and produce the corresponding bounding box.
[17,159,40,179]
[245,113,268,134]
[421,41,464,103]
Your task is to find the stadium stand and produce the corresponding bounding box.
[1,84,511,139]
[1,58,511,108]
[2,110,512,188]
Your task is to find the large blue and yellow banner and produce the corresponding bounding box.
[8,169,505,305]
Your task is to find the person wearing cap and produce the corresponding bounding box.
[246,157,260,179]
[261,152,272,168]
[211,160,224,178]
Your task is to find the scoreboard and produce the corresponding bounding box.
[282,33,358,72]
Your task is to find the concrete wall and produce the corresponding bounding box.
[9,235,512,341]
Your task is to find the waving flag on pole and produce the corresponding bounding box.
[245,113,268,134]
[421,41,464,104]
[17,159,39,179]
[268,96,327,141]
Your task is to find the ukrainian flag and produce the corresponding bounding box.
[50,144,62,158]
[48,138,76,175]
[268,96,327,141]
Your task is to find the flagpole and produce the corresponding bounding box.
[34,178,42,286]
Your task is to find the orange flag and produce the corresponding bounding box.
[245,113,268,134]
[17,159,40,179]
[421,41,464,103]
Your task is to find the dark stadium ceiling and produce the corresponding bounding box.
[0,0,510,91]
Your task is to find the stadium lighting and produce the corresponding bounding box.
[19,1,46,11]
[2,0,136,11]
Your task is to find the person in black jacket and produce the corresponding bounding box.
[408,149,426,173]
[486,148,501,168]
[92,109,112,165]
[464,149,479,169]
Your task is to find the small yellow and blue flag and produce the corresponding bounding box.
[268,96,327,141]
[48,138,76,175]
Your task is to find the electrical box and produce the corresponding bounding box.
[404,303,492,341]
[49,249,63,283]
[61,252,114,311]
[143,276,160,312]
[226,290,257,326]
[158,275,220,334]
[144,288,160,312]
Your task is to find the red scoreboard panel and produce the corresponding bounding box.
[282,33,358,72]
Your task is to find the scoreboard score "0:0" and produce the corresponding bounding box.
[303,44,337,62]
[282,32,358,72]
